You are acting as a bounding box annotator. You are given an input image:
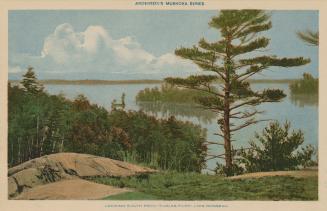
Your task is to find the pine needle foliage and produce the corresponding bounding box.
[297,30,319,46]
[237,121,316,172]
[165,10,310,176]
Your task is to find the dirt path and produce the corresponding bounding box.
[14,178,131,200]
[228,168,318,180]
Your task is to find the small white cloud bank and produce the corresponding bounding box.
[10,23,199,79]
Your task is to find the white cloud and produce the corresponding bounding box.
[10,23,199,79]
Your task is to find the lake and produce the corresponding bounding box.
[45,83,318,172]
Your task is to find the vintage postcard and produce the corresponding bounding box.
[0,0,326,210]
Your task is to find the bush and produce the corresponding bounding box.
[108,111,208,172]
[237,121,316,173]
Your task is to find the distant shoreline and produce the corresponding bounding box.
[9,79,164,85]
[8,78,297,85]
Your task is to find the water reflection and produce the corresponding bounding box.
[45,84,318,172]
[290,93,318,107]
[137,93,318,124]
[137,101,216,124]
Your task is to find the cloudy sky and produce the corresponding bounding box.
[9,10,318,80]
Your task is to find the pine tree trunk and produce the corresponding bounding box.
[223,35,233,176]
[223,80,233,176]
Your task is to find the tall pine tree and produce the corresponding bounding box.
[165,10,310,176]
[21,66,44,94]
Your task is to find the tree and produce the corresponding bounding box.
[297,30,319,46]
[165,10,310,176]
[21,66,44,94]
[237,121,316,172]
[289,72,318,94]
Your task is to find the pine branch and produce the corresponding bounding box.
[236,65,267,82]
[231,37,270,56]
[230,94,284,111]
[195,96,224,111]
[297,30,319,46]
[205,153,225,161]
[230,119,270,132]
[239,56,310,67]
[230,98,261,110]
[195,62,227,81]
[204,141,225,146]
[235,22,272,39]
[232,11,271,37]
[175,46,217,65]
[165,75,225,98]
[213,133,225,138]
[198,38,226,55]
[230,110,263,119]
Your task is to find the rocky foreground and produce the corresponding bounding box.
[8,153,157,199]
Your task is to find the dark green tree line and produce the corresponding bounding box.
[8,68,207,172]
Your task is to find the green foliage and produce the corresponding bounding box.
[8,83,126,165]
[214,163,245,176]
[91,171,318,200]
[103,191,158,200]
[237,121,316,172]
[108,111,207,172]
[9,71,207,172]
[21,67,44,94]
[289,73,318,94]
[297,30,319,46]
[136,83,211,104]
[260,89,286,101]
[164,10,310,175]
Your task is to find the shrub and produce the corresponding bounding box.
[237,121,316,173]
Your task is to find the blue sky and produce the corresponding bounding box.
[8,10,318,80]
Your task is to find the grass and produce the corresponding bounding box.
[103,192,159,200]
[90,171,318,201]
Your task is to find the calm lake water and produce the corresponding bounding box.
[45,83,318,172]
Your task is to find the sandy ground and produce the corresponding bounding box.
[228,168,318,180]
[14,179,131,200]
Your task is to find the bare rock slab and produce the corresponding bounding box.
[8,152,157,198]
[14,179,131,200]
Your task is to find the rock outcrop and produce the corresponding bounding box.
[8,152,157,199]
[14,179,131,200]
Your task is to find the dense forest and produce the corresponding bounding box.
[8,69,207,172]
